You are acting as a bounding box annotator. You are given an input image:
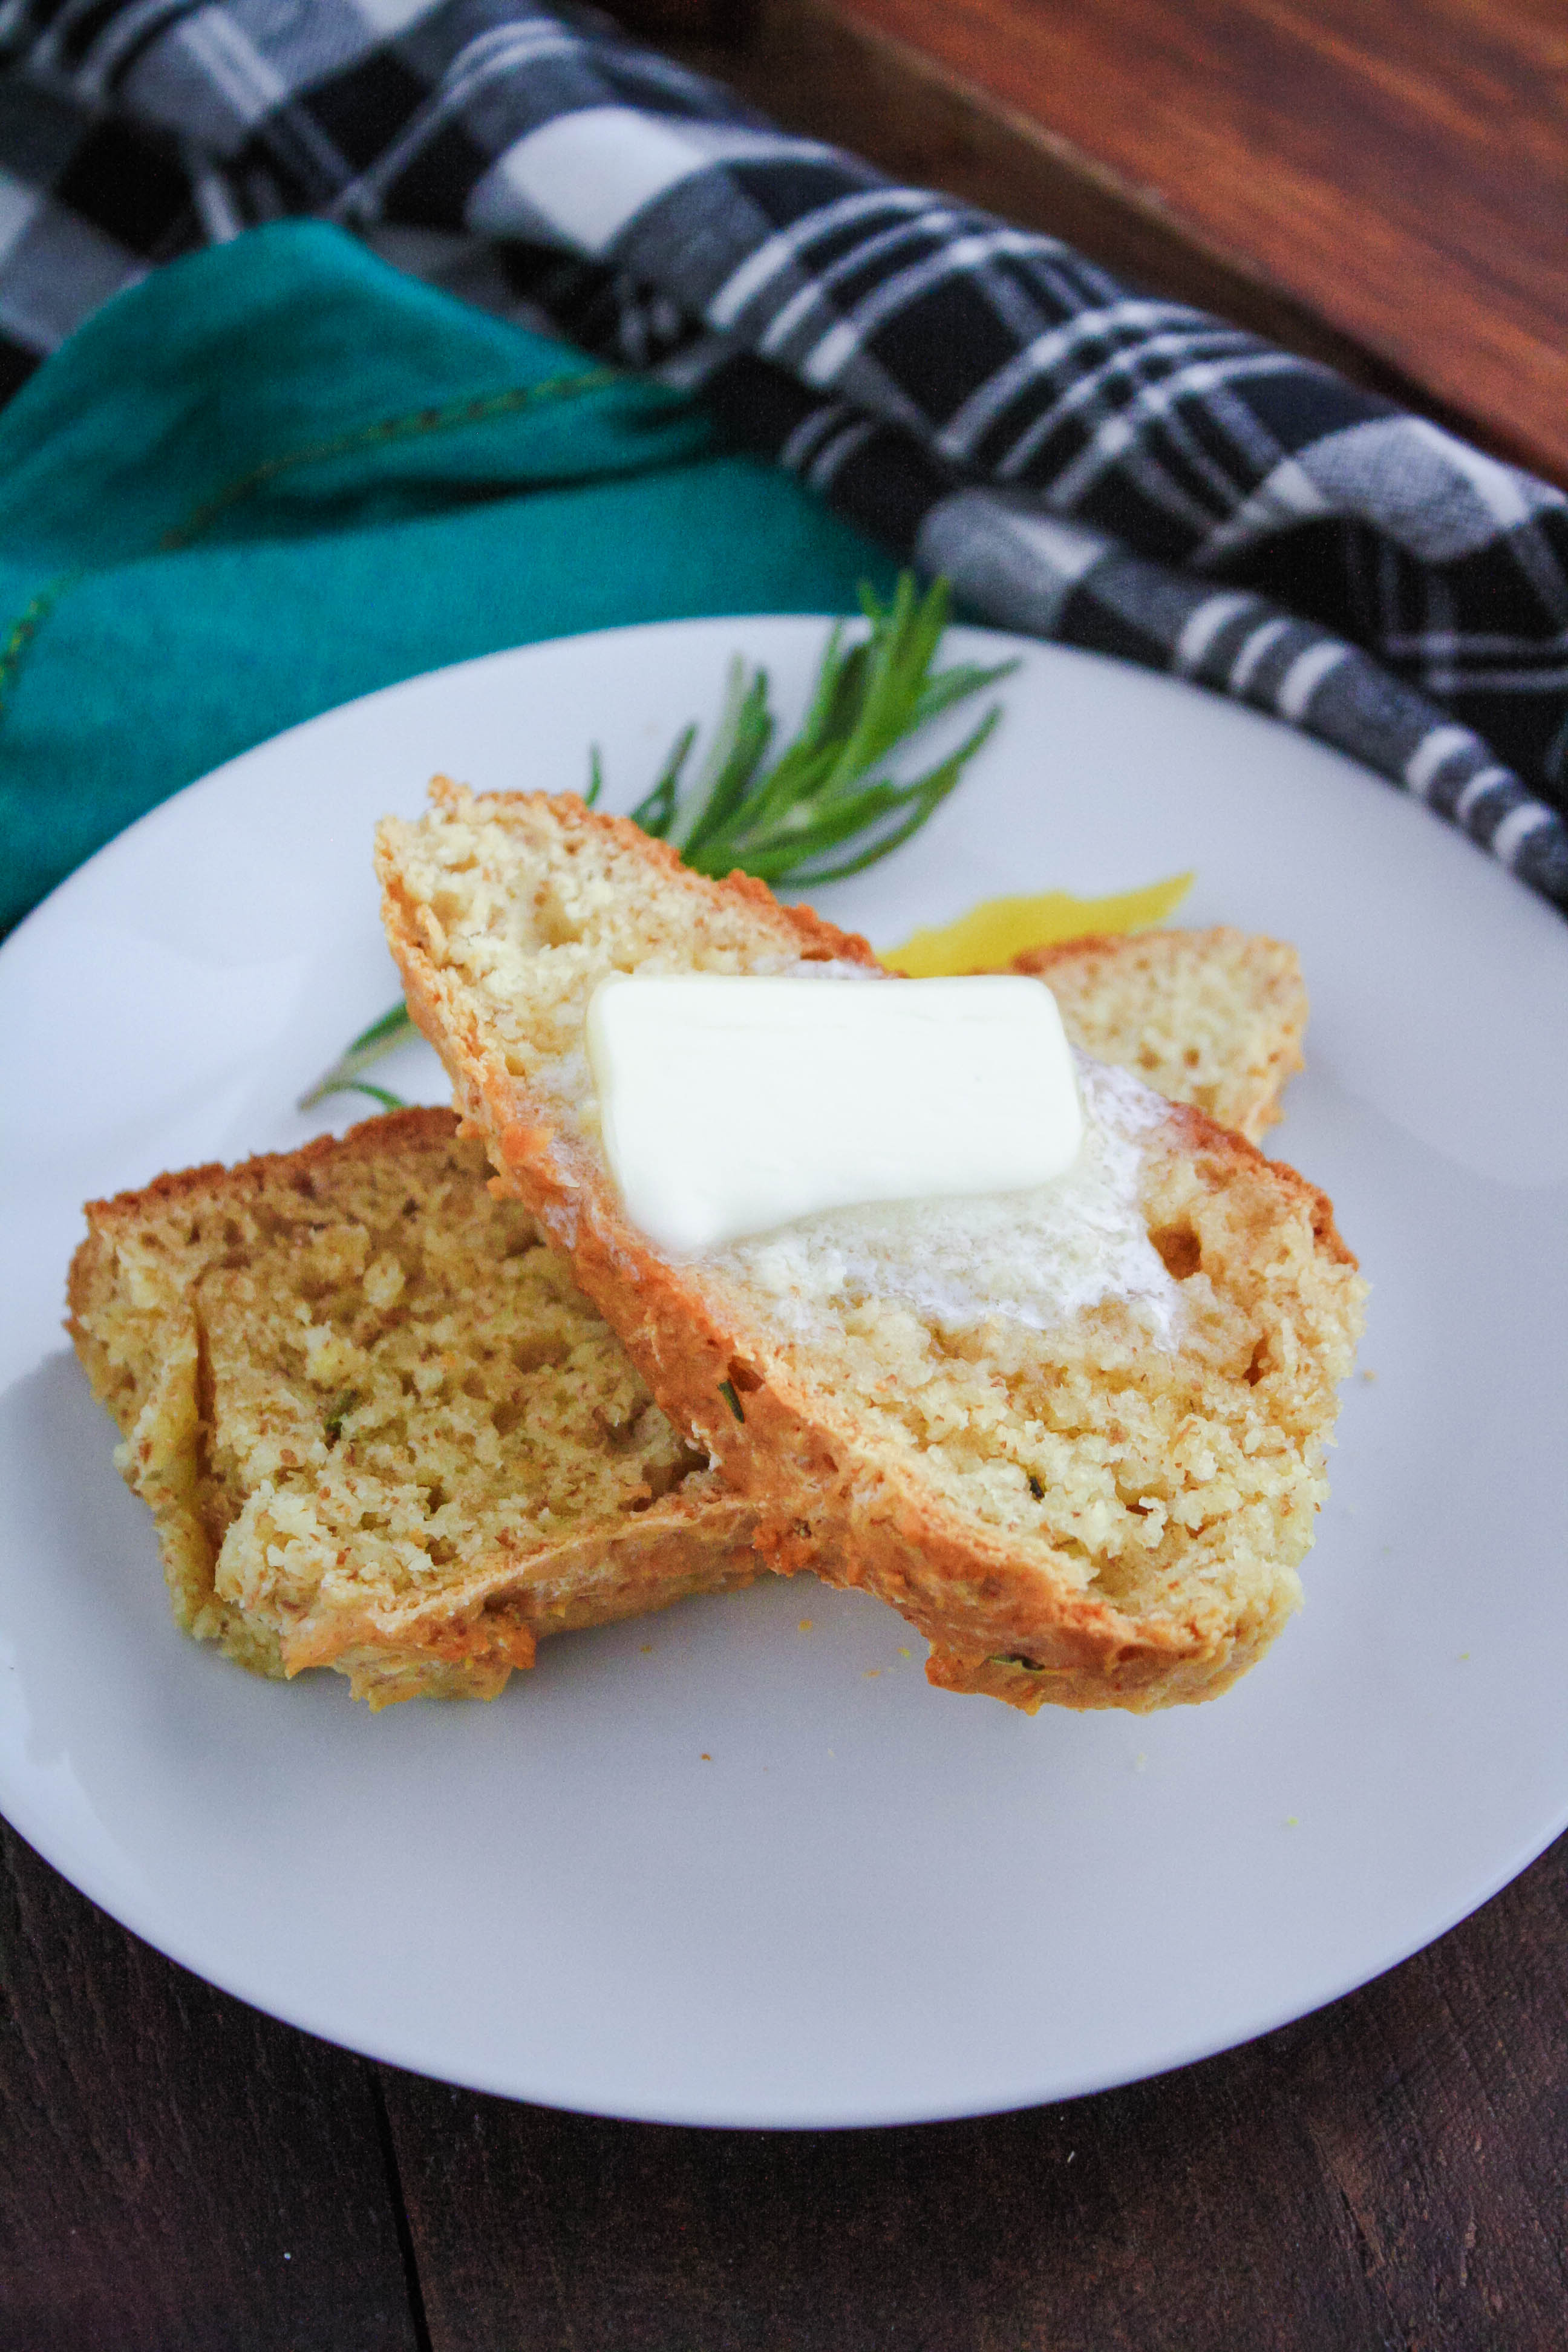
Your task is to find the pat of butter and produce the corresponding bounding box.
[585,972,1083,1253]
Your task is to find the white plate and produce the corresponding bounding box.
[2,619,1567,2129]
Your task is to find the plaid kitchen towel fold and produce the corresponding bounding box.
[2,0,1566,912]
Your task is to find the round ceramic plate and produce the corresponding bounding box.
[2,620,1566,2128]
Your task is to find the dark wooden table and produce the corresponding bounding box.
[6,5,1568,2344]
[6,1814,1568,2345]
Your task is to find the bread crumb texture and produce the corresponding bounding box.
[1021,927,1307,1144]
[379,788,1365,1713]
[68,1109,757,1707]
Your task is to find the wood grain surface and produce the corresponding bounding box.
[684,0,1568,484]
[0,1823,421,2352]
[5,1809,1566,2348]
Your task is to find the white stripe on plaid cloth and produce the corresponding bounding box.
[1,0,1565,907]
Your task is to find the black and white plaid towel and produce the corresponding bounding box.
[4,0,1567,909]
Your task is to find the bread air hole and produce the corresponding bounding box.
[1151,1223,1202,1281]
[533,887,586,949]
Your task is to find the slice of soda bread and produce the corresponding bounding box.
[1021,928,1306,1143]
[378,783,1365,1712]
[68,1108,759,1707]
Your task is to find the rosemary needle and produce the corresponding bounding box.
[298,1003,420,1112]
[299,573,1010,1111]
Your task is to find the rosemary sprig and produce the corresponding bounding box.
[298,573,1009,1111]
[635,573,1013,885]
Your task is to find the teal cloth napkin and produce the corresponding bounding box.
[0,219,893,936]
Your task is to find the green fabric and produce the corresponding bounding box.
[0,219,895,935]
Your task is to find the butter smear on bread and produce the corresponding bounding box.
[585,970,1083,1254]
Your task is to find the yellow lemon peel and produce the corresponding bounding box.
[881,873,1194,976]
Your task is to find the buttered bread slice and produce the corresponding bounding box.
[69,1109,759,1707]
[379,784,1365,1713]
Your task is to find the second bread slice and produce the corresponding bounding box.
[70,1108,759,1706]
